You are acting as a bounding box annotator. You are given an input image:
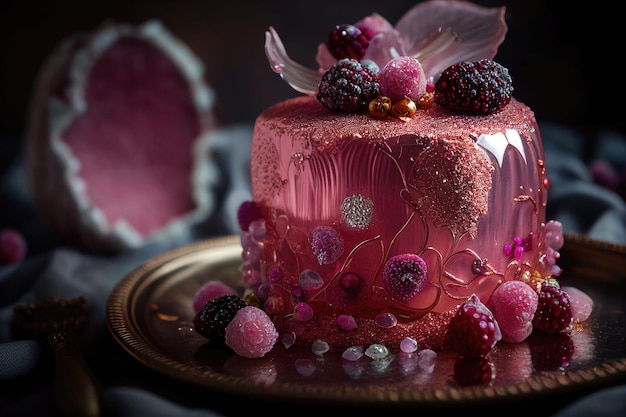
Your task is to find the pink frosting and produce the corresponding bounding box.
[244,96,552,349]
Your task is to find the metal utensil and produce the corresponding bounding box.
[12,296,110,417]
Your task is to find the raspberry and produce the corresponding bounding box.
[434,59,513,115]
[225,306,278,358]
[317,58,380,113]
[378,56,426,101]
[193,294,247,344]
[327,24,371,61]
[447,294,502,357]
[532,281,573,333]
[487,280,538,343]
[453,356,495,386]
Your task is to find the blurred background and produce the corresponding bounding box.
[0,0,621,140]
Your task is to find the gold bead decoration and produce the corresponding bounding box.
[369,96,392,119]
[416,92,434,110]
[244,290,261,307]
[392,97,417,121]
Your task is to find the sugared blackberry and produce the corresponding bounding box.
[327,24,371,61]
[317,58,380,113]
[193,294,247,344]
[434,59,513,115]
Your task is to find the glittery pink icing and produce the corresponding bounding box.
[245,96,553,349]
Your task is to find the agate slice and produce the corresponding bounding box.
[26,20,218,253]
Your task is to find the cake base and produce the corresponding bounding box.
[278,310,454,351]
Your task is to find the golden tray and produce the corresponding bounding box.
[106,234,626,409]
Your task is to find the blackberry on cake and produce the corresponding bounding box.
[434,59,513,115]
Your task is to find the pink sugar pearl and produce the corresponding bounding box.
[225,306,278,358]
[378,56,426,101]
[488,280,538,343]
[561,286,594,323]
[192,280,237,314]
[0,229,26,265]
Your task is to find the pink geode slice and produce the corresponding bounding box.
[26,20,217,253]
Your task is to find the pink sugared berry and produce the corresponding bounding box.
[192,280,237,314]
[225,306,278,358]
[378,56,426,102]
[447,294,501,357]
[561,286,593,323]
[487,280,538,343]
[0,229,26,265]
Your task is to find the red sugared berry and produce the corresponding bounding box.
[327,24,371,61]
[434,59,513,115]
[447,294,502,357]
[317,58,380,113]
[532,281,573,333]
[193,294,247,345]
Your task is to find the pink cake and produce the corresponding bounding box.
[194,1,593,361]
[241,93,556,349]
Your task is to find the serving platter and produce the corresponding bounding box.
[106,233,626,408]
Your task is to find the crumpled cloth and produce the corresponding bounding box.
[1,122,625,416]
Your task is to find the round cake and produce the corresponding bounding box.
[240,92,557,349]
[193,1,593,363]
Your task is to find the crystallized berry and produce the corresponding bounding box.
[447,294,501,357]
[225,306,278,358]
[237,200,263,232]
[327,24,371,61]
[317,58,380,113]
[434,59,513,115]
[487,280,538,343]
[310,226,344,265]
[532,281,573,333]
[193,294,247,345]
[378,56,426,102]
[381,254,427,301]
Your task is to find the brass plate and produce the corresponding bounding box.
[106,234,626,406]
